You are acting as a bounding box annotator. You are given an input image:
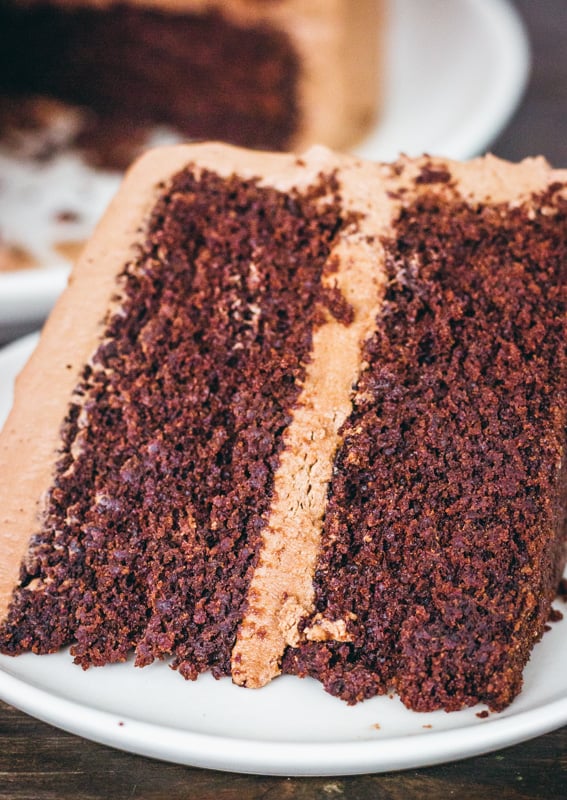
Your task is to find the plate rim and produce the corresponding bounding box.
[356,0,530,161]
[423,0,530,160]
[1,659,567,777]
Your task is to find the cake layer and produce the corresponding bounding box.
[0,144,565,713]
[0,0,382,166]
[283,163,567,711]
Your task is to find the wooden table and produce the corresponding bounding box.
[1,1,566,796]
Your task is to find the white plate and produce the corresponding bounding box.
[0,0,529,335]
[354,0,530,162]
[0,333,566,776]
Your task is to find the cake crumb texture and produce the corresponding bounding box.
[284,180,567,712]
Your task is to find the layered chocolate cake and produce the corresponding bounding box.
[0,0,382,168]
[0,143,565,713]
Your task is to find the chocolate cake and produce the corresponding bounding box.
[0,143,565,713]
[0,0,382,168]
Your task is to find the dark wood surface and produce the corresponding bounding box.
[492,0,567,168]
[0,697,565,800]
[1,0,566,796]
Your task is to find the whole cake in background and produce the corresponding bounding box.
[0,142,565,713]
[0,0,383,169]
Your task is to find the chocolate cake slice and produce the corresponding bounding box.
[0,143,565,713]
[0,0,382,168]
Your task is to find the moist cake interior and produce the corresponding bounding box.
[0,155,565,713]
[285,175,567,712]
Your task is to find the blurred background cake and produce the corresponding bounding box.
[0,0,383,169]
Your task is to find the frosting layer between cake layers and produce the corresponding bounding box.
[0,143,565,713]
